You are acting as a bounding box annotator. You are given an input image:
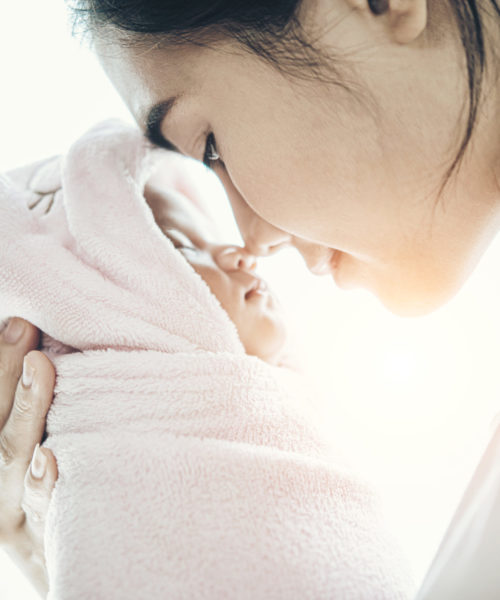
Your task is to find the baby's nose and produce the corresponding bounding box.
[216,246,257,272]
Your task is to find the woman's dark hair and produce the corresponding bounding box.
[71,0,500,186]
[71,1,328,79]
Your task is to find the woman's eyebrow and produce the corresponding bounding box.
[144,97,181,151]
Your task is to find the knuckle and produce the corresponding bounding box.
[0,353,20,380]
[0,434,15,468]
[14,386,33,416]
[21,500,44,524]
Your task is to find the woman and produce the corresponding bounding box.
[1,0,499,595]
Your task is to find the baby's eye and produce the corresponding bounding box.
[177,244,197,253]
[164,228,197,252]
[202,133,220,169]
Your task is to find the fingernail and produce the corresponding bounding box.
[31,444,47,480]
[3,318,25,344]
[22,357,35,388]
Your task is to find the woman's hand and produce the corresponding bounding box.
[0,318,58,597]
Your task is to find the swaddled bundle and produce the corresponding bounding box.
[0,121,413,599]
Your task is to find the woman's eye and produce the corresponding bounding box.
[202,133,220,169]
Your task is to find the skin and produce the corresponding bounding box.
[0,177,286,598]
[0,320,57,598]
[145,182,287,363]
[3,0,500,593]
[95,0,500,317]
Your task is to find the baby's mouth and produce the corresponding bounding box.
[244,278,268,300]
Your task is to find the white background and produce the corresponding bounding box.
[2,2,500,597]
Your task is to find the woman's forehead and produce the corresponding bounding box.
[96,41,206,128]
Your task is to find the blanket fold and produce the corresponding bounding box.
[0,120,413,599]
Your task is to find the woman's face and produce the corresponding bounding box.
[97,0,500,315]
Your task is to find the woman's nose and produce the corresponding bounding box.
[243,219,292,257]
[221,175,292,256]
[215,246,257,272]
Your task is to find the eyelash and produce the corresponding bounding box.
[202,133,221,169]
[171,240,197,253]
[164,230,197,252]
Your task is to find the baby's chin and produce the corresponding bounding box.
[241,314,288,365]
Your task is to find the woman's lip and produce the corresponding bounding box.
[310,249,340,276]
[331,249,341,271]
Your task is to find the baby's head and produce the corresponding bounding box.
[145,183,287,364]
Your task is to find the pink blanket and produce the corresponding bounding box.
[0,121,414,599]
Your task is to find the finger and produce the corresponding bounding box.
[22,445,58,529]
[0,350,55,472]
[0,318,40,426]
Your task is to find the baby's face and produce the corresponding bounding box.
[145,183,287,363]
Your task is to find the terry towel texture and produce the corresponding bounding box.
[0,121,413,599]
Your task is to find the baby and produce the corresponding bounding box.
[0,120,413,600]
[144,181,287,365]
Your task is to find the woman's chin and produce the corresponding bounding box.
[375,275,462,317]
[338,256,464,317]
